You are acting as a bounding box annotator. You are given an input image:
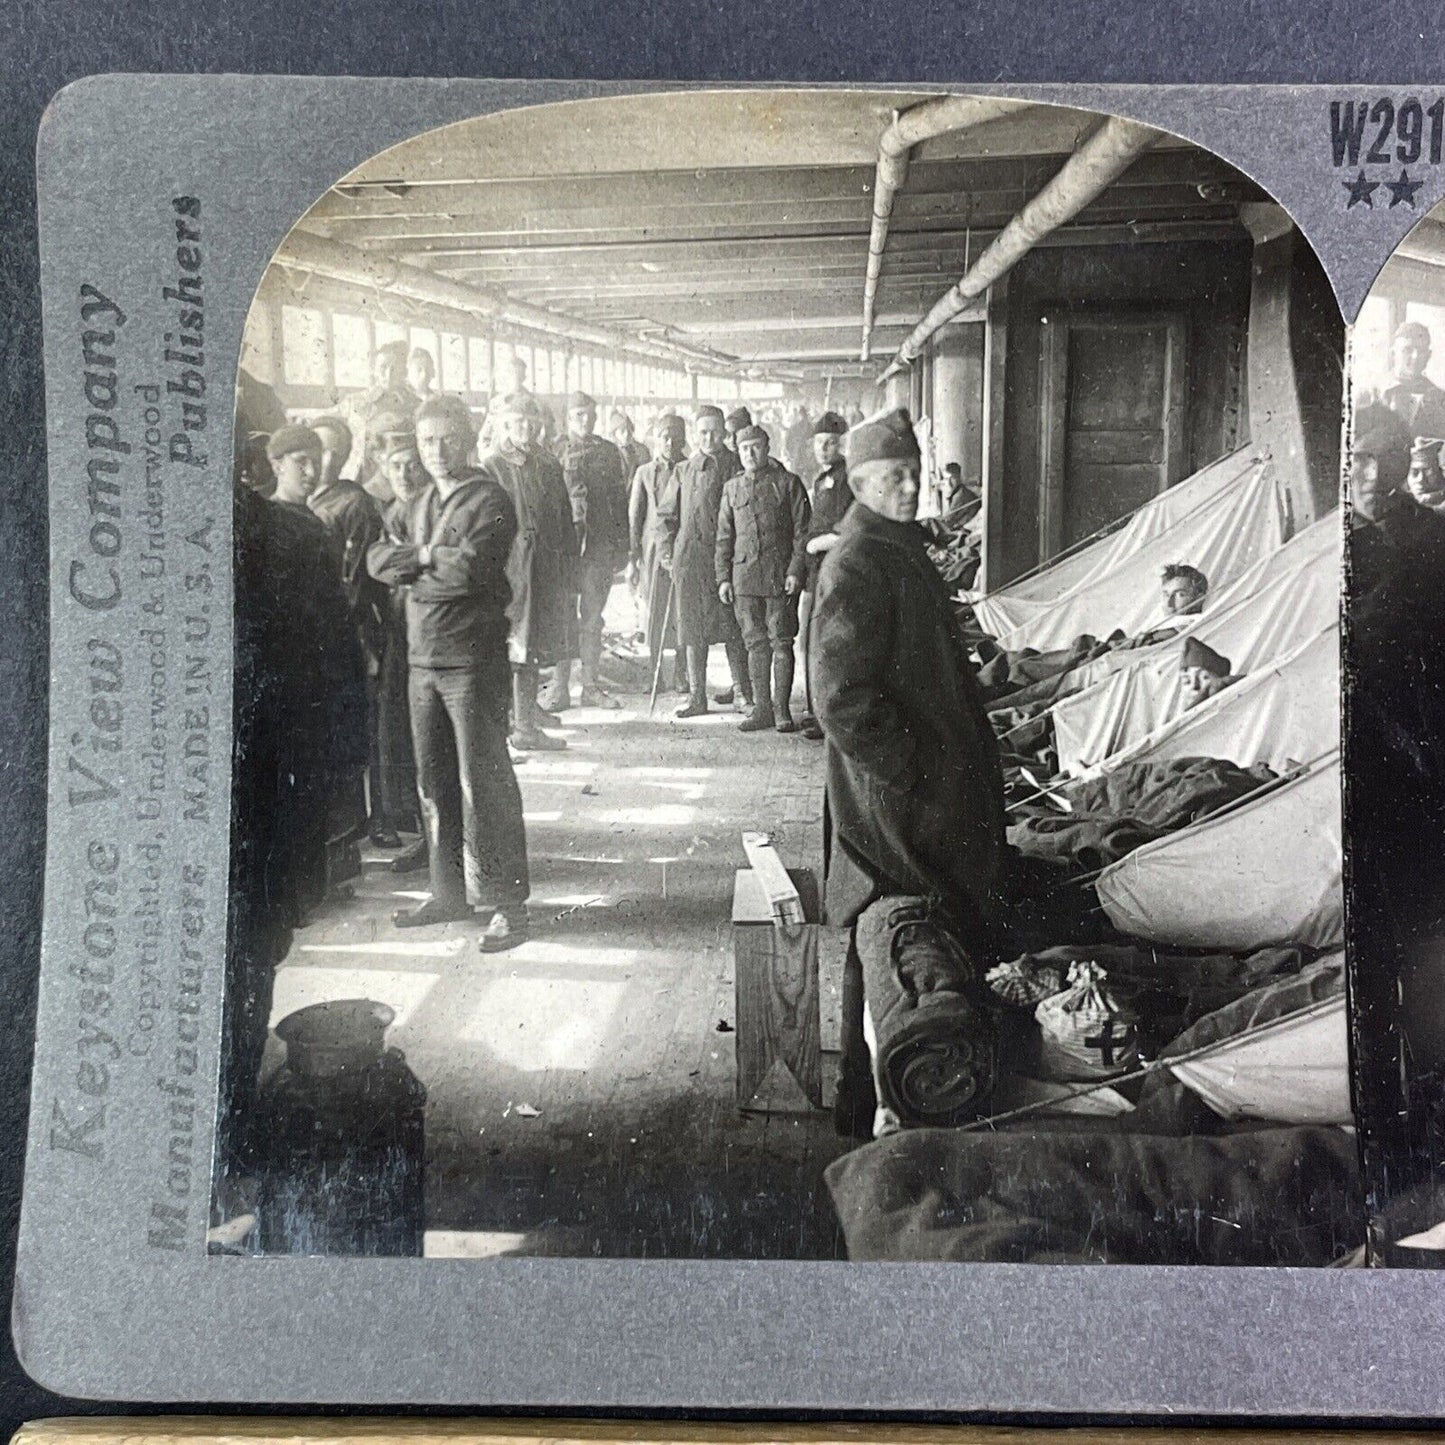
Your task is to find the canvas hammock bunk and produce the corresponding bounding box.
[968,445,1269,638]
[983,450,1296,653]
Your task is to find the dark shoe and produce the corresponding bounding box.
[479,907,530,953]
[369,825,403,849]
[511,729,568,752]
[738,710,776,733]
[675,700,709,718]
[393,898,473,929]
[801,719,825,741]
[533,706,563,728]
[578,687,619,709]
[712,687,735,705]
[390,839,428,874]
[775,716,798,734]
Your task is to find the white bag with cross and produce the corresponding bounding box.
[1034,961,1139,1082]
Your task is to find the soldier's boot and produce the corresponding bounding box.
[725,640,753,712]
[738,652,775,733]
[676,647,710,718]
[773,649,797,734]
[538,659,572,713]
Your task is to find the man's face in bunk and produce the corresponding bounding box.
[1349,450,1400,523]
[312,423,349,487]
[271,445,322,504]
[697,414,725,456]
[568,403,597,440]
[1392,327,1432,383]
[416,416,474,484]
[813,432,843,470]
[1180,665,1232,709]
[384,446,430,503]
[503,409,537,451]
[851,457,921,524]
[1162,573,1207,616]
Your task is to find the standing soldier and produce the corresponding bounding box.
[670,404,753,718]
[797,411,852,741]
[548,392,630,710]
[811,409,1007,1134]
[610,409,652,485]
[366,394,532,951]
[480,392,579,752]
[715,425,811,733]
[723,405,752,456]
[628,413,690,696]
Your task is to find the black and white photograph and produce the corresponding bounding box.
[209,87,1363,1268]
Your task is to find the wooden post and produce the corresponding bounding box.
[731,867,822,1113]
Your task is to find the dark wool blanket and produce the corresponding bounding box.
[857,896,998,1128]
[825,1123,1362,1265]
[1007,756,1278,873]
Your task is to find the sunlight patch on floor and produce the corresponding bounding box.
[459,974,629,1071]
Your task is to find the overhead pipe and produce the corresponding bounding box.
[860,95,1025,362]
[880,116,1161,379]
[272,228,771,381]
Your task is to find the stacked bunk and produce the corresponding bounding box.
[827,449,1355,1267]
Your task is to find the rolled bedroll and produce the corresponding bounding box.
[1050,514,1339,775]
[1094,750,1341,950]
[857,896,998,1128]
[969,446,1265,638]
[986,449,1294,653]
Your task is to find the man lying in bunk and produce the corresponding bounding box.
[1179,636,1242,710]
[973,562,1210,708]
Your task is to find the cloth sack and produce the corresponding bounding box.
[1034,961,1139,1081]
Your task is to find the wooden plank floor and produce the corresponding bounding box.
[265,650,852,1261]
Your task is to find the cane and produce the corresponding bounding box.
[647,576,678,718]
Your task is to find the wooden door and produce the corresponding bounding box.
[1038,308,1188,558]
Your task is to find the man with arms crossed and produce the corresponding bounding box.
[367,395,532,952]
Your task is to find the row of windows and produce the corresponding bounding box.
[272,302,771,403]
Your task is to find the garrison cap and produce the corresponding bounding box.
[735,424,769,446]
[845,408,922,469]
[695,404,725,422]
[656,412,687,440]
[568,391,596,411]
[724,406,753,433]
[1180,636,1232,678]
[415,393,478,436]
[1394,320,1433,348]
[310,414,354,451]
[265,423,324,461]
[499,391,543,420]
[812,410,848,436]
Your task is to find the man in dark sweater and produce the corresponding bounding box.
[367,395,531,951]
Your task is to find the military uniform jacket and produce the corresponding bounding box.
[804,460,853,590]
[478,442,580,666]
[812,503,1006,932]
[672,447,743,646]
[559,431,630,566]
[1384,377,1445,440]
[715,458,811,597]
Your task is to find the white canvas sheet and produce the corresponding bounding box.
[1170,985,1351,1126]
[986,451,1293,653]
[1051,514,1340,775]
[1095,752,1342,951]
[1078,625,1338,779]
[969,447,1265,638]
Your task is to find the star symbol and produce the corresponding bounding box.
[1343,170,1380,209]
[1386,167,1425,208]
